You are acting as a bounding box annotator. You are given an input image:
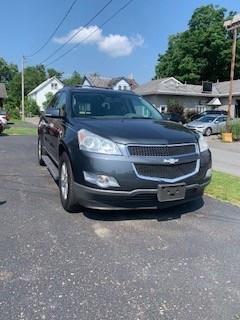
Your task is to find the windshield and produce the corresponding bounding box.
[71,92,163,119]
[197,115,217,123]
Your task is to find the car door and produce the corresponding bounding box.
[213,116,226,133]
[44,92,66,162]
[47,92,67,163]
[217,116,227,133]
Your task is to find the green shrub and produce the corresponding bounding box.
[8,109,20,119]
[185,109,198,122]
[25,98,40,116]
[230,119,240,140]
[167,99,184,115]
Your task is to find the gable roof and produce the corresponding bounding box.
[28,76,64,95]
[0,83,7,98]
[133,78,239,98]
[213,79,240,95]
[83,75,139,90]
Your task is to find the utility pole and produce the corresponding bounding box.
[21,54,25,121]
[224,14,240,134]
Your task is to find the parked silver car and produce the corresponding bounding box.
[186,115,227,136]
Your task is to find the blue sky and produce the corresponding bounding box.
[1,0,239,85]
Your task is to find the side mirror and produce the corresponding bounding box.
[45,108,65,118]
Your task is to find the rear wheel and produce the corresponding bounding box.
[38,137,46,166]
[59,152,79,212]
[204,127,212,136]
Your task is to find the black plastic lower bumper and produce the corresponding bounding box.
[74,180,211,210]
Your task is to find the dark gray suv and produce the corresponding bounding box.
[38,86,212,212]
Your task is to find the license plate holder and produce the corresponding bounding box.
[157,183,186,202]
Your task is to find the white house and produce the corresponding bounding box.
[27,76,64,111]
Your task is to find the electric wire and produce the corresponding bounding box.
[26,0,78,57]
[41,0,113,65]
[46,0,133,66]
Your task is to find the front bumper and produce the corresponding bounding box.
[74,180,211,210]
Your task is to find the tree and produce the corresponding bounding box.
[0,58,18,89]
[63,71,83,86]
[25,98,40,116]
[47,68,63,79]
[24,64,46,95]
[42,92,54,110]
[167,99,184,115]
[6,64,47,109]
[154,5,239,84]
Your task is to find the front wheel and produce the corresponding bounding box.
[59,152,79,212]
[38,137,46,166]
[204,127,212,136]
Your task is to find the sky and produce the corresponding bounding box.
[1,0,240,85]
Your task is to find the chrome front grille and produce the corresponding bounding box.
[134,162,197,180]
[128,143,199,182]
[127,144,196,157]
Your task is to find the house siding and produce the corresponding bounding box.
[28,77,64,111]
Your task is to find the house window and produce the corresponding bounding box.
[118,85,122,90]
[123,86,127,90]
[51,83,58,90]
[159,105,167,112]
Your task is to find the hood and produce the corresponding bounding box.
[73,118,197,145]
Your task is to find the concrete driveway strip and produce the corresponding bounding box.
[206,136,240,176]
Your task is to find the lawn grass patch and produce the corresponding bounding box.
[2,125,37,135]
[205,170,240,206]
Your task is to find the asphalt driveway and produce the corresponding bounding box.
[0,135,240,320]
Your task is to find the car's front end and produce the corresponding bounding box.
[68,119,212,210]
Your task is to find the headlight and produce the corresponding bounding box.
[198,134,209,152]
[78,129,122,155]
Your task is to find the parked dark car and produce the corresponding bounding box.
[38,87,212,212]
[190,109,228,121]
[164,112,187,124]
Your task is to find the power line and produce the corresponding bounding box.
[41,0,113,65]
[46,0,133,66]
[26,0,78,57]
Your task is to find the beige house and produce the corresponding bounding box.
[134,77,240,118]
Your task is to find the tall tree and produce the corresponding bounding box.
[155,5,239,84]
[63,71,83,86]
[47,68,64,79]
[0,58,18,88]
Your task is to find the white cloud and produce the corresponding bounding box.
[53,25,103,45]
[53,26,144,57]
[98,34,132,57]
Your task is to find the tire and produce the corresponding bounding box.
[59,152,79,213]
[204,127,212,136]
[38,137,46,166]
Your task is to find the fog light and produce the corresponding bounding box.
[83,171,120,188]
[205,168,212,178]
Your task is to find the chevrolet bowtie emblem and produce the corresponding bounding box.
[163,158,179,164]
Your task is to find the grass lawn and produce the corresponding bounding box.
[205,170,240,207]
[1,119,37,135]
[2,126,37,135]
